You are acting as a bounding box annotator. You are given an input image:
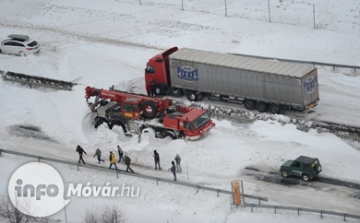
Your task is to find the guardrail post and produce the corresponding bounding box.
[156,178,158,185]
[0,149,2,157]
[217,189,219,197]
[116,170,119,179]
[320,210,323,218]
[274,206,277,214]
[38,156,41,162]
[77,163,79,171]
[258,198,261,205]
[251,204,254,212]
[297,208,300,215]
[343,214,346,222]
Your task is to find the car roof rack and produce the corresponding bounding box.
[7,34,30,41]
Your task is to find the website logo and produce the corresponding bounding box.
[8,162,70,217]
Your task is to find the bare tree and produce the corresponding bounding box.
[82,205,127,223]
[0,194,34,223]
[82,209,99,223]
[0,195,60,223]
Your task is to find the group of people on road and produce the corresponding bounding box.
[153,150,182,181]
[76,145,182,181]
[76,145,134,173]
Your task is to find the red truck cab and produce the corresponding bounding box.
[145,47,178,95]
[162,107,215,140]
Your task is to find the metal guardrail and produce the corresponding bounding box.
[0,148,267,202]
[1,70,75,90]
[231,53,360,71]
[244,203,360,221]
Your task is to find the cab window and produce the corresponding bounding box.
[123,103,134,112]
[145,66,155,73]
[184,122,193,130]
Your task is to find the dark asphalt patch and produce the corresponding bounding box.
[314,177,360,190]
[8,124,57,142]
[245,166,260,172]
[245,165,360,190]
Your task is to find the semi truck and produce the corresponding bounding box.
[85,86,215,140]
[145,47,319,114]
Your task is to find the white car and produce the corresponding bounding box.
[0,34,40,56]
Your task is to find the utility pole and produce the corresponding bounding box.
[268,0,271,22]
[225,0,227,17]
[313,4,316,29]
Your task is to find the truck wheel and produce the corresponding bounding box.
[243,100,255,110]
[186,91,198,101]
[142,127,156,138]
[109,121,127,133]
[256,102,268,112]
[164,130,177,139]
[94,117,106,129]
[154,85,163,95]
[281,170,289,178]
[171,88,184,97]
[302,174,309,182]
[141,100,158,119]
[269,104,280,114]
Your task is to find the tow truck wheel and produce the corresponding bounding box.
[109,121,127,133]
[141,101,158,119]
[94,117,106,129]
[164,130,177,139]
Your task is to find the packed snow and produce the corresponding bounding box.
[0,0,360,222]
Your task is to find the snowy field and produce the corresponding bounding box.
[0,0,360,222]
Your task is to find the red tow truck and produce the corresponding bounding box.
[85,86,215,140]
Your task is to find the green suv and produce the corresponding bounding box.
[279,156,322,182]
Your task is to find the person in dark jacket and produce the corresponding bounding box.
[93,148,104,163]
[153,150,161,170]
[76,145,87,164]
[124,154,134,173]
[175,153,181,173]
[117,145,124,163]
[169,161,176,181]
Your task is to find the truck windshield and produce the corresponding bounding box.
[193,113,211,129]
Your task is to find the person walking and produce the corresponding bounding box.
[117,145,124,163]
[175,153,181,173]
[124,154,134,173]
[153,150,161,170]
[169,161,177,181]
[76,145,87,164]
[93,148,105,164]
[108,151,118,170]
